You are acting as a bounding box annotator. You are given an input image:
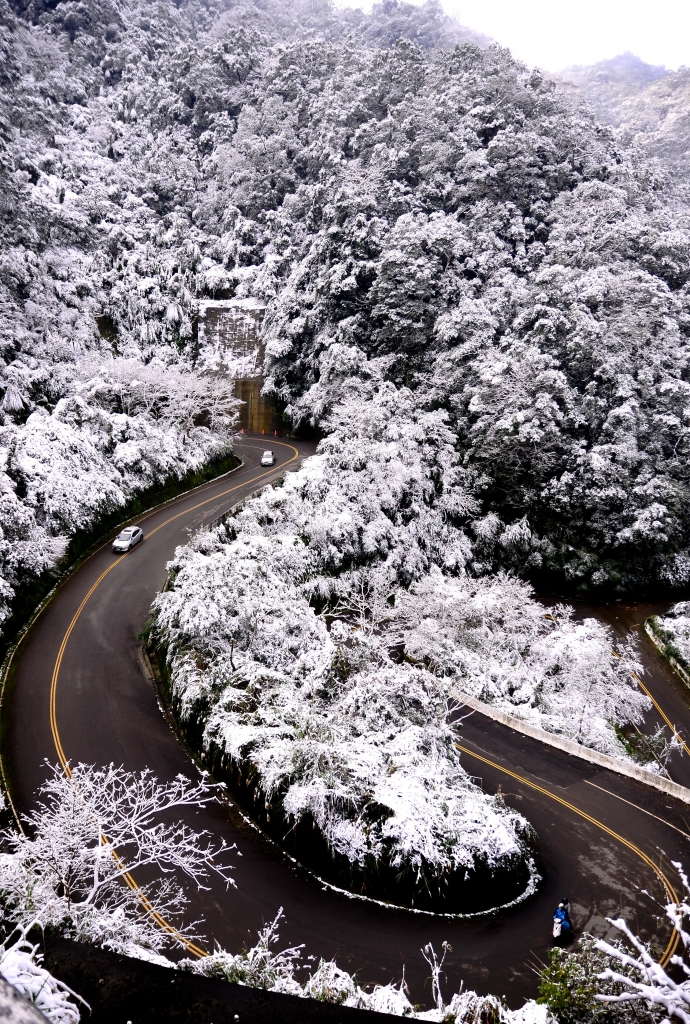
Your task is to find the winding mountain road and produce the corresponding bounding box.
[4,437,690,1009]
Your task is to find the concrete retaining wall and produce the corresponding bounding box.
[41,935,402,1024]
[451,687,690,806]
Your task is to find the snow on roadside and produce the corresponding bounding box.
[181,911,553,1021]
[397,570,648,756]
[650,603,690,670]
[0,357,238,634]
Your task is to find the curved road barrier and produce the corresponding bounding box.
[451,688,690,806]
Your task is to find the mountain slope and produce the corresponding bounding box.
[557,52,669,126]
[1,0,690,639]
[556,52,690,176]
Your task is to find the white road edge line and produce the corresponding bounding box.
[583,779,690,842]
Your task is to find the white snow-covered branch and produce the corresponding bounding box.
[0,763,234,956]
[183,916,550,1022]
[594,863,690,1022]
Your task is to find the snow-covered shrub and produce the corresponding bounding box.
[154,410,538,910]
[0,929,86,1024]
[0,355,238,634]
[538,936,664,1023]
[0,763,233,957]
[187,909,304,996]
[649,604,690,673]
[182,916,550,1022]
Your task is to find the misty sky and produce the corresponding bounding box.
[334,0,690,72]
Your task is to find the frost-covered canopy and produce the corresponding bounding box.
[3,0,690,602]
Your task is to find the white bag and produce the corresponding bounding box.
[553,917,562,938]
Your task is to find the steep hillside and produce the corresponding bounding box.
[617,66,690,171]
[557,52,690,176]
[0,0,489,632]
[3,1,690,1011]
[1,0,690,640]
[557,52,669,126]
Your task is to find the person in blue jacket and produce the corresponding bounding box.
[552,898,572,941]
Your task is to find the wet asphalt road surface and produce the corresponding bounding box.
[571,600,690,789]
[4,437,690,1009]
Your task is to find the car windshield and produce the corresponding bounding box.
[118,530,133,538]
[263,451,273,457]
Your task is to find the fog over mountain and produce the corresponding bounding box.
[557,51,690,176]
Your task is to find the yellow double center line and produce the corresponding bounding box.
[544,618,689,756]
[48,442,299,957]
[608,647,690,756]
[456,743,681,967]
[630,666,690,758]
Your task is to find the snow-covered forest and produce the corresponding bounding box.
[558,53,690,178]
[153,407,649,906]
[4,0,690,1017]
[1,0,690,642]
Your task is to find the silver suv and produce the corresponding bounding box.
[112,526,144,552]
[260,450,276,466]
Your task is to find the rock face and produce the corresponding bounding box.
[197,300,277,433]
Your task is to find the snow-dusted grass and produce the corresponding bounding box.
[154,400,649,908]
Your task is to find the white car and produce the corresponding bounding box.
[112,526,144,552]
[260,450,276,466]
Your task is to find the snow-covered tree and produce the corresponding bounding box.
[0,354,239,633]
[0,763,234,957]
[153,417,649,907]
[594,866,690,1023]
